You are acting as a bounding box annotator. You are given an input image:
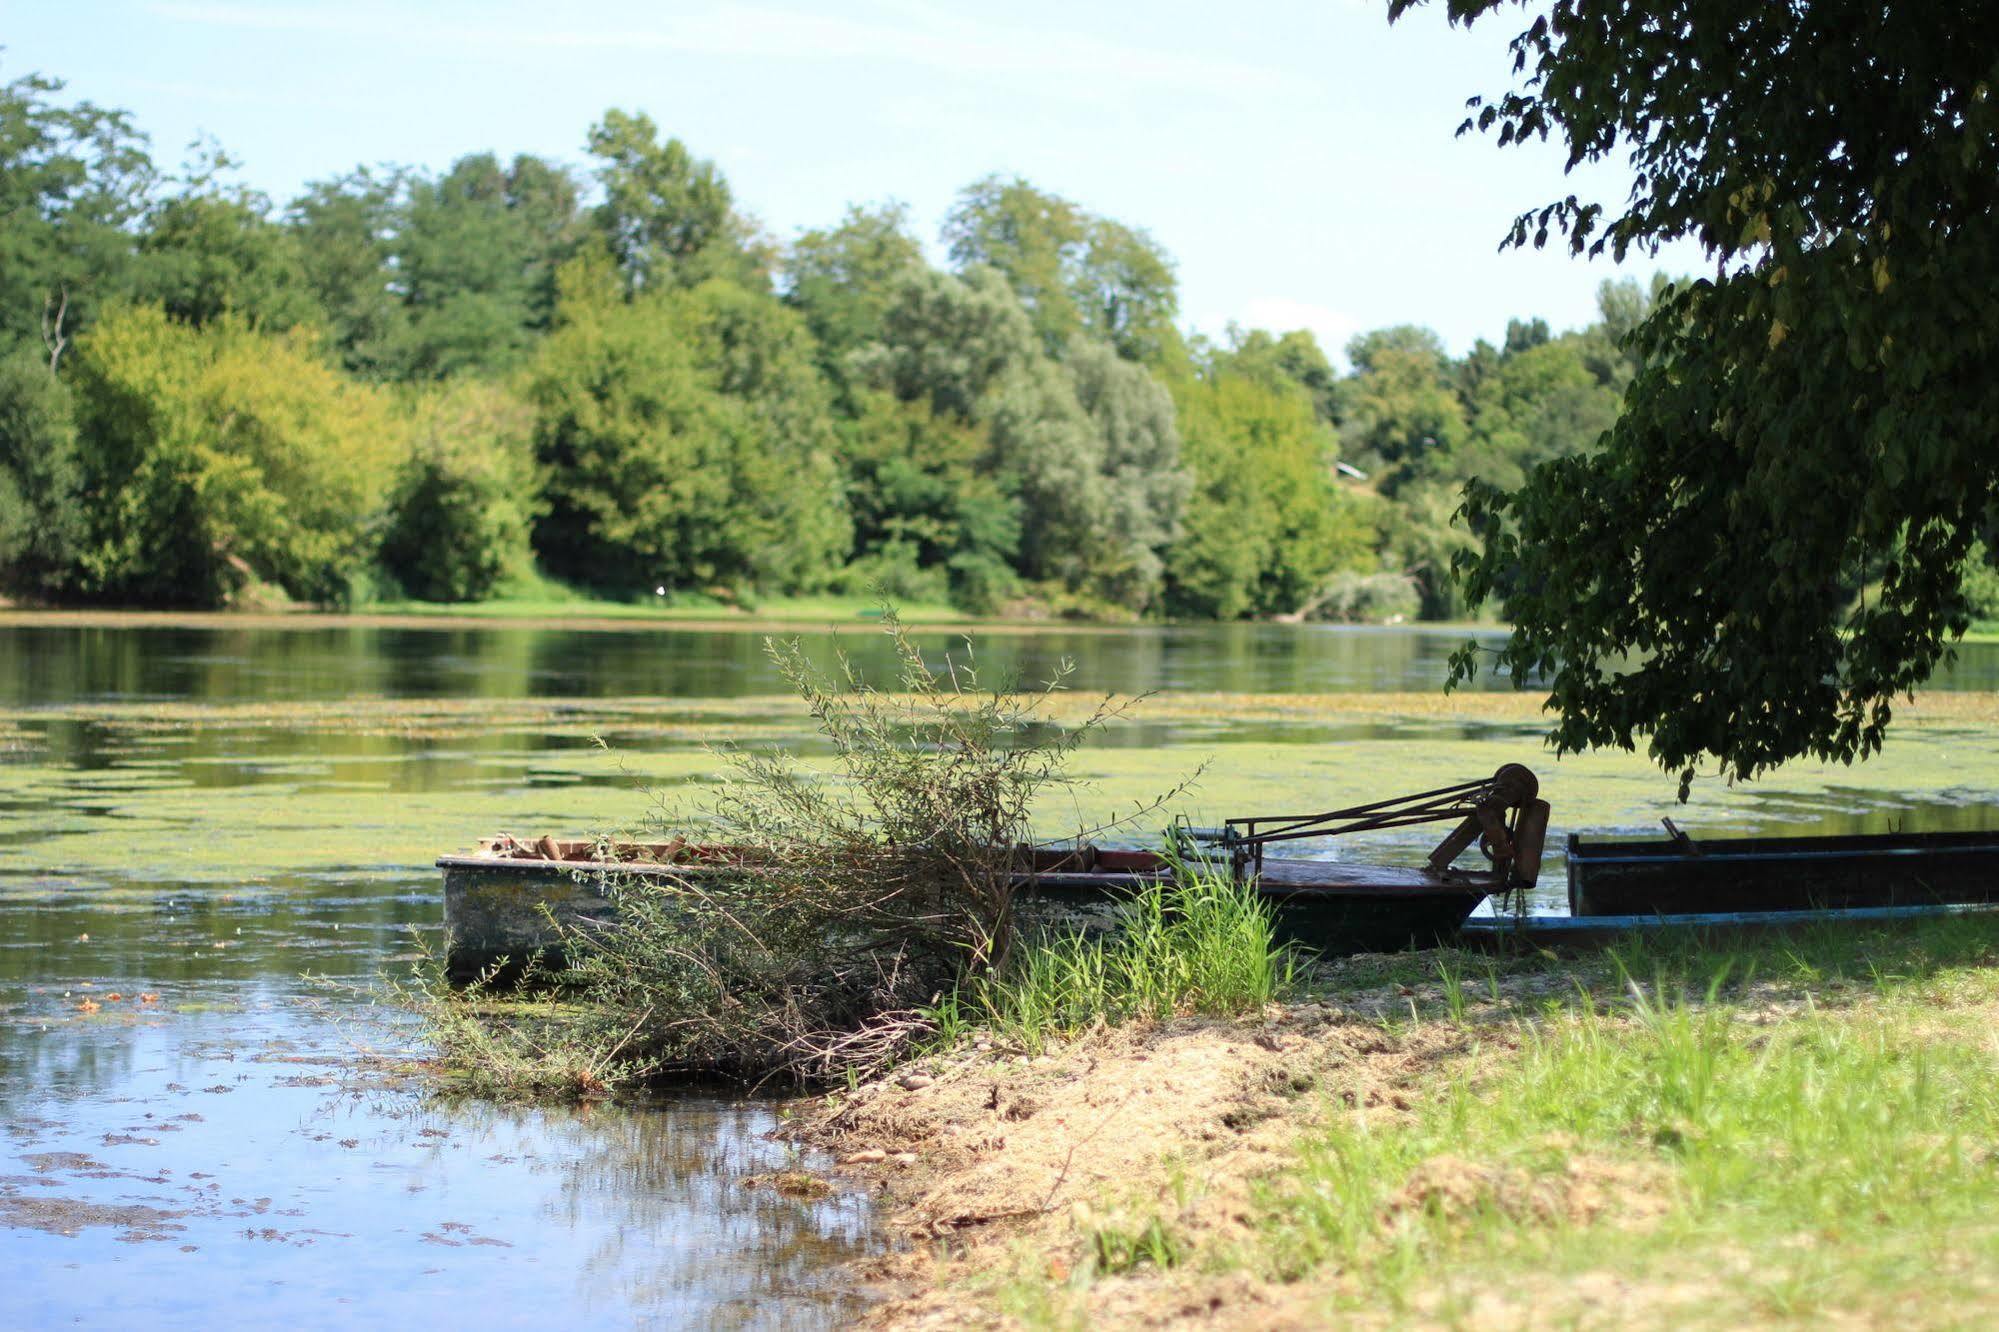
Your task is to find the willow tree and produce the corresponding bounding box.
[1404,1,1999,791]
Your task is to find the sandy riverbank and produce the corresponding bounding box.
[789,925,1999,1329]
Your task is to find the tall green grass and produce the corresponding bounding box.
[929,867,1296,1054]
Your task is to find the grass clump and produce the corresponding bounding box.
[933,865,1295,1055]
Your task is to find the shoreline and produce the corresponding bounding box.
[0,607,1123,636]
[0,606,1508,637]
[786,921,1999,1329]
[6,603,1992,647]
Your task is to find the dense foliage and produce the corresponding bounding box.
[1,62,1683,619]
[1408,1,1999,788]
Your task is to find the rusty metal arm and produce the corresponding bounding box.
[1178,765,1548,888]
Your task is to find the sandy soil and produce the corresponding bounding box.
[785,999,1483,1330]
[786,961,1999,1331]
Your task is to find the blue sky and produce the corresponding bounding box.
[6,0,1703,360]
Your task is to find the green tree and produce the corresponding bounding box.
[1065,337,1187,609]
[68,305,405,605]
[943,175,1179,361]
[0,70,154,361]
[839,390,1020,611]
[0,350,84,592]
[379,381,541,602]
[1405,0,1999,789]
[856,265,1039,421]
[1075,217,1181,362]
[394,152,581,379]
[1336,325,1466,490]
[942,175,1085,354]
[587,110,766,293]
[287,167,410,378]
[860,267,1185,610]
[1573,273,1670,388]
[525,256,845,593]
[1166,363,1368,619]
[1225,326,1339,423]
[137,185,319,330]
[1457,335,1622,492]
[783,202,928,388]
[665,277,852,587]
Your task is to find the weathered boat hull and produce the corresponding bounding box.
[1567,830,1999,917]
[438,842,1496,982]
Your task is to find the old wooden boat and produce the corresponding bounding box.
[1567,824,1999,917]
[439,765,1553,980]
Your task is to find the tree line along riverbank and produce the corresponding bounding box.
[4,66,1689,626]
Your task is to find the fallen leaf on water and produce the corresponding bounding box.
[105,993,123,1002]
[138,994,160,1006]
[76,933,90,943]
[77,999,101,1014]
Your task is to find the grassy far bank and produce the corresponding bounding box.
[1,591,1989,644]
[0,589,974,629]
[806,915,1999,1330]
[355,592,970,624]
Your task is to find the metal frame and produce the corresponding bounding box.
[1176,765,1541,884]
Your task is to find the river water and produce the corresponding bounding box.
[6,618,1999,1326]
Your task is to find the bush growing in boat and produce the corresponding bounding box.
[559,609,1190,1081]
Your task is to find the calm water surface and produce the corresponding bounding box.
[0,619,1534,704]
[7,619,1999,1326]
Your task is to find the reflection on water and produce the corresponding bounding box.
[8,619,1999,709]
[0,883,875,1329]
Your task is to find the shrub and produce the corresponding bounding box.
[827,540,953,608]
[556,612,1187,1081]
[1306,570,1423,624]
[379,381,541,602]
